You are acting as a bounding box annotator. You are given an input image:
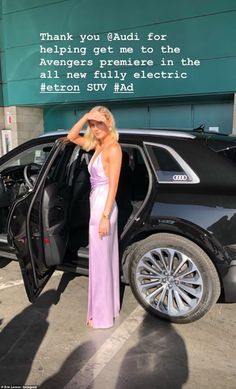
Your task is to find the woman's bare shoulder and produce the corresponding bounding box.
[108,141,121,154]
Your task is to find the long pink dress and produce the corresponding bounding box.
[87,151,120,328]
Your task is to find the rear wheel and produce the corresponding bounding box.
[129,233,221,323]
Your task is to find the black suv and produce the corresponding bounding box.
[0,128,236,324]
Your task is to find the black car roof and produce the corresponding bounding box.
[39,128,195,139]
[39,128,236,151]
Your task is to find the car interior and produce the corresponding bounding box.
[0,144,52,236]
[53,144,150,268]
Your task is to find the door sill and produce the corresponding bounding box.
[57,263,89,276]
[77,246,89,258]
[60,246,89,275]
[0,250,17,260]
[0,234,8,244]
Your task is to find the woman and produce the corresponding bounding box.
[67,106,122,328]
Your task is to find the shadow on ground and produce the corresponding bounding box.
[39,313,188,389]
[0,272,77,386]
[115,314,188,389]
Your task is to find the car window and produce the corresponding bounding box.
[0,143,53,173]
[144,143,200,184]
[218,147,236,164]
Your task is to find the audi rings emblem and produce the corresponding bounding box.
[173,174,188,181]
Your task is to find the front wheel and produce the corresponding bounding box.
[129,233,221,323]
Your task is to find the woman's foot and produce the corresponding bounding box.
[87,319,93,328]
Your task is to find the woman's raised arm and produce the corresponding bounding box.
[67,113,88,147]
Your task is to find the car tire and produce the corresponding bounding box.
[129,233,221,323]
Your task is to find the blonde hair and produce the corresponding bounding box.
[82,106,119,151]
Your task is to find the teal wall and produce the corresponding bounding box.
[44,100,233,134]
[1,0,236,105]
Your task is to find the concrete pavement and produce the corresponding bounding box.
[0,260,236,389]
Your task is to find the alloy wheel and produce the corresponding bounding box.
[136,247,204,316]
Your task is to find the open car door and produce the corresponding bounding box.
[7,140,75,302]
